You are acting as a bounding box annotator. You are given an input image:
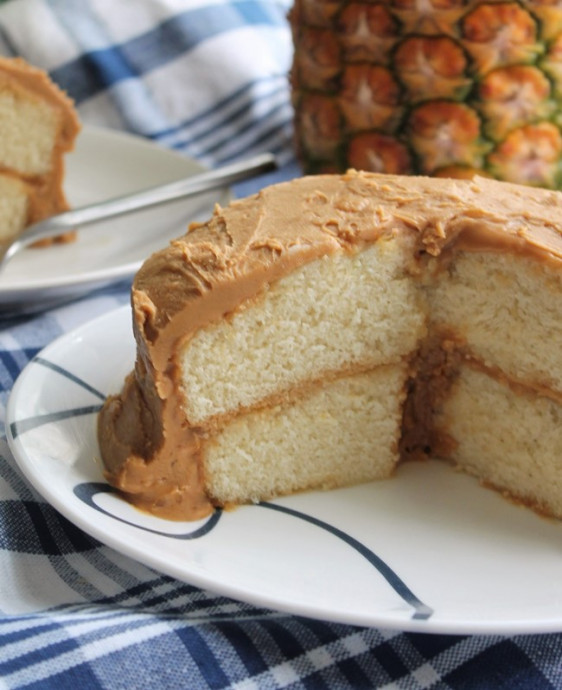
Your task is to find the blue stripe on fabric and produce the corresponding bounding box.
[87,577,192,610]
[173,103,292,162]
[47,0,173,134]
[153,76,287,142]
[160,78,291,160]
[46,580,257,621]
[175,91,290,150]
[0,350,36,393]
[303,672,332,690]
[23,663,103,690]
[214,121,293,166]
[47,0,114,52]
[259,618,305,659]
[83,47,134,88]
[338,657,379,688]
[0,615,163,679]
[175,626,231,689]
[211,107,292,163]
[164,86,293,163]
[445,639,549,689]
[0,619,64,646]
[213,621,269,676]
[19,501,64,556]
[0,452,39,503]
[162,79,288,149]
[293,617,341,647]
[0,500,98,555]
[0,595,176,646]
[50,2,289,104]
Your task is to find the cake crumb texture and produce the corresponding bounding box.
[181,237,425,424]
[205,366,408,505]
[435,366,562,518]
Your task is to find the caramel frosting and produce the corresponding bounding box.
[98,170,562,520]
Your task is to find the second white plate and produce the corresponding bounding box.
[0,126,230,313]
[7,305,562,635]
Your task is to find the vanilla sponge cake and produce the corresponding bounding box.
[98,171,562,521]
[0,57,80,245]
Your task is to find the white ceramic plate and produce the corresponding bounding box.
[7,305,562,635]
[0,126,230,314]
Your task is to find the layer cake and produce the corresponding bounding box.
[98,171,562,521]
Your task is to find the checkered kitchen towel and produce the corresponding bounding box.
[1,1,562,688]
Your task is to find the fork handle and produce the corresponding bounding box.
[10,152,277,255]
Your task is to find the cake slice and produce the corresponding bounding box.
[0,57,80,247]
[98,171,562,521]
[0,173,31,243]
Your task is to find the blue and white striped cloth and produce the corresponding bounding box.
[1,1,562,688]
[0,0,295,169]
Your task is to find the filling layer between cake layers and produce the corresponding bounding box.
[179,243,562,517]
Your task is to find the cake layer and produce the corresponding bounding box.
[434,365,562,518]
[0,57,79,180]
[428,252,562,395]
[0,174,29,241]
[204,365,408,505]
[0,86,60,177]
[180,237,426,425]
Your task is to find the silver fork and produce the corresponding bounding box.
[2,152,277,266]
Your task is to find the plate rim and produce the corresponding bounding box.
[6,304,562,636]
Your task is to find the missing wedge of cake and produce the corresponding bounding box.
[98,170,562,521]
[0,57,80,247]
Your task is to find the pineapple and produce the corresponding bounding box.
[289,0,562,188]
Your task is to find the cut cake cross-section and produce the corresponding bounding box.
[98,171,562,521]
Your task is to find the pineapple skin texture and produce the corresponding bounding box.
[289,0,562,188]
